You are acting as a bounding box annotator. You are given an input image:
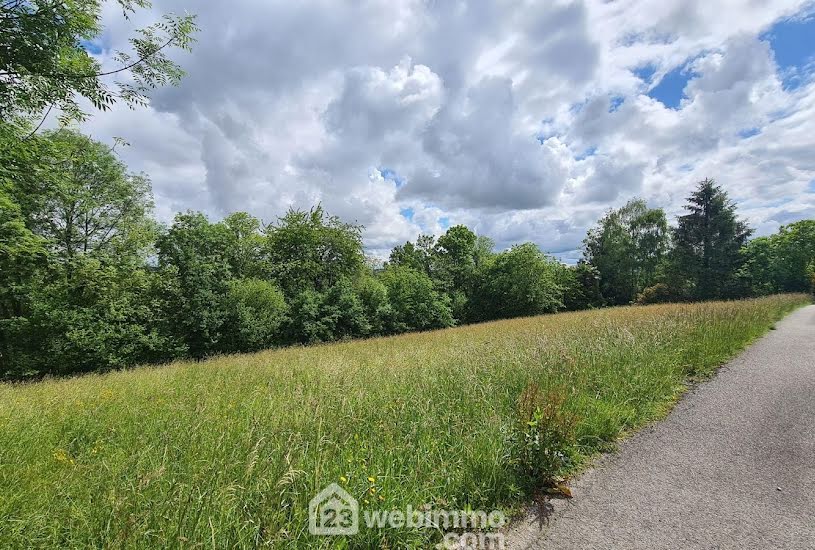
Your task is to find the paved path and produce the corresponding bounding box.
[505,305,815,550]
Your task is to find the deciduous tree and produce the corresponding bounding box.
[0,0,196,129]
[583,199,669,305]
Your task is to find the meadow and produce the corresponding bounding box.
[0,294,809,548]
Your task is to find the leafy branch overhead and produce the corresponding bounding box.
[0,0,198,125]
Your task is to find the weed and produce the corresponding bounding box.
[514,383,577,486]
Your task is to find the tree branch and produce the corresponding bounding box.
[20,103,53,141]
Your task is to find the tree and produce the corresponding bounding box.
[8,258,182,377]
[157,212,233,358]
[379,266,453,333]
[670,179,752,300]
[388,235,435,275]
[1,122,51,321]
[558,261,603,311]
[0,186,45,319]
[1,129,167,377]
[0,130,183,377]
[735,236,778,297]
[0,0,197,129]
[583,199,669,305]
[284,279,370,344]
[470,243,564,321]
[434,225,477,288]
[772,220,815,292]
[354,274,391,335]
[433,225,479,320]
[735,219,815,296]
[265,206,365,296]
[473,235,495,268]
[22,129,155,266]
[222,212,265,279]
[807,260,815,295]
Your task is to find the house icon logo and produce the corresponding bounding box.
[308,483,359,536]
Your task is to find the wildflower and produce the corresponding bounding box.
[53,449,75,465]
[340,476,348,483]
[367,476,376,483]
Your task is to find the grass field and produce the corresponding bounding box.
[0,295,809,548]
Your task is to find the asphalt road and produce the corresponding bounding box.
[505,305,815,550]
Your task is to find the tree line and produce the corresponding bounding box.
[3,2,812,379]
[2,128,813,379]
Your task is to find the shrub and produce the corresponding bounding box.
[354,275,391,335]
[226,278,288,352]
[469,243,563,321]
[513,382,577,485]
[285,279,371,344]
[379,266,454,333]
[636,283,678,304]
[808,261,815,296]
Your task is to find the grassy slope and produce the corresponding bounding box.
[0,295,809,548]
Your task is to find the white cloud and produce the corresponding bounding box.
[77,0,815,261]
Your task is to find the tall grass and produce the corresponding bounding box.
[0,295,808,548]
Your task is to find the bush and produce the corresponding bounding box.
[379,266,454,333]
[285,279,371,344]
[470,243,563,321]
[514,382,577,485]
[808,261,815,296]
[354,275,391,335]
[226,278,288,352]
[636,283,678,305]
[3,261,183,378]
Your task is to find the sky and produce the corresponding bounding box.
[77,0,815,263]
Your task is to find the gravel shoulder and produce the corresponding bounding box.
[504,304,815,550]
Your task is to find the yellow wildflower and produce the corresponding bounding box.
[53,449,75,465]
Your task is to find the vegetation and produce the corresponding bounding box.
[0,295,807,547]
[2,3,812,380]
[583,198,669,305]
[0,0,196,127]
[2,4,811,548]
[668,178,753,300]
[2,129,814,379]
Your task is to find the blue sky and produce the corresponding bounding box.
[80,39,104,55]
[643,14,815,109]
[646,64,698,109]
[764,13,815,89]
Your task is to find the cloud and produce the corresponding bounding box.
[399,77,574,210]
[78,0,815,261]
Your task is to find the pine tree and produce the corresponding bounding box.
[671,179,753,300]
